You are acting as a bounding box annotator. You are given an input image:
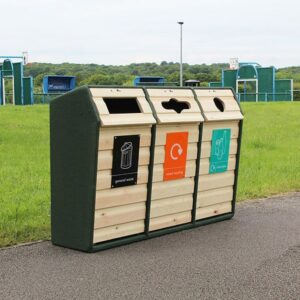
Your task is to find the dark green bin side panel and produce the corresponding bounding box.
[50,86,100,252]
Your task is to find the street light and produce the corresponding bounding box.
[177,21,184,87]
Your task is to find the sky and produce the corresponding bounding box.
[1,0,300,67]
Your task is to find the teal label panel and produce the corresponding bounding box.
[209,129,231,174]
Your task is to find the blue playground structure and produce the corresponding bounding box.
[133,76,165,86]
[43,75,76,93]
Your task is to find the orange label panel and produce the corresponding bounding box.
[163,132,189,181]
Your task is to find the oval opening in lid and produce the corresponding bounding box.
[213,97,225,112]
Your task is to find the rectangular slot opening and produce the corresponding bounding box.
[103,97,141,114]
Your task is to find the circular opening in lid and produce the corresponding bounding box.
[213,97,225,112]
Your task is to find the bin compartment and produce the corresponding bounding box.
[90,88,155,243]
[145,88,204,231]
[194,88,243,221]
[50,86,156,251]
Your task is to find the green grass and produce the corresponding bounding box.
[238,102,300,200]
[0,106,50,247]
[0,102,299,247]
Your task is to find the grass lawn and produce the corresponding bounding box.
[0,102,299,247]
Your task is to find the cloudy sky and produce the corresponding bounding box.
[1,0,299,67]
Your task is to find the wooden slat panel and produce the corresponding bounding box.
[95,184,147,209]
[201,139,238,158]
[90,88,145,97]
[194,89,243,121]
[98,147,150,170]
[198,97,239,112]
[91,88,156,126]
[151,100,201,114]
[100,113,155,127]
[150,194,193,218]
[149,211,191,231]
[147,88,195,98]
[154,143,197,163]
[93,220,144,243]
[94,202,146,229]
[96,165,148,190]
[152,178,194,200]
[155,125,199,145]
[152,161,196,182]
[99,127,151,150]
[195,89,234,97]
[199,156,236,175]
[197,186,233,208]
[195,202,232,220]
[198,171,235,192]
[204,111,243,121]
[156,113,202,124]
[202,121,239,142]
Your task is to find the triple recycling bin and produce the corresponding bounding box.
[50,86,243,252]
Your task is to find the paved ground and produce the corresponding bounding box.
[1,192,299,300]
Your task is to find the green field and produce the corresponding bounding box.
[0,102,299,247]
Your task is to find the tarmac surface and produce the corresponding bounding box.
[0,192,299,300]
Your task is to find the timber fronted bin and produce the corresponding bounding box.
[50,86,243,252]
[194,88,243,221]
[50,86,156,251]
[145,88,203,234]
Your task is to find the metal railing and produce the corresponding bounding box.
[237,92,294,102]
[134,82,179,87]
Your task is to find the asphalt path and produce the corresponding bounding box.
[0,192,299,299]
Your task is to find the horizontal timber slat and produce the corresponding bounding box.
[93,220,145,244]
[152,177,195,200]
[196,202,232,220]
[199,156,236,175]
[150,194,193,218]
[99,127,151,150]
[198,171,235,192]
[96,166,148,190]
[149,211,191,231]
[197,186,233,208]
[201,139,237,158]
[94,202,146,229]
[154,143,197,164]
[98,147,150,170]
[95,184,147,209]
[152,161,196,182]
[155,125,199,146]
[202,122,239,142]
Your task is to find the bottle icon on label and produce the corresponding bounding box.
[215,131,226,160]
[120,142,133,169]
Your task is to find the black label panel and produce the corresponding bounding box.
[111,135,140,188]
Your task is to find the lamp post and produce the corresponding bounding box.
[177,21,184,87]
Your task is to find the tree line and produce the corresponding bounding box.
[23,61,300,92]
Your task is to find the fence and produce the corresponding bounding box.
[237,92,294,102]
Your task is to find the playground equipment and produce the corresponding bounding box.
[209,60,293,101]
[134,76,165,86]
[0,53,34,105]
[43,75,76,93]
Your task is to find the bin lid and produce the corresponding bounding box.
[194,89,243,121]
[90,87,156,127]
[146,88,203,124]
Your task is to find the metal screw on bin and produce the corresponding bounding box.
[177,21,184,87]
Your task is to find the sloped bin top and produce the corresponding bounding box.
[194,89,243,121]
[145,88,204,124]
[90,87,155,126]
